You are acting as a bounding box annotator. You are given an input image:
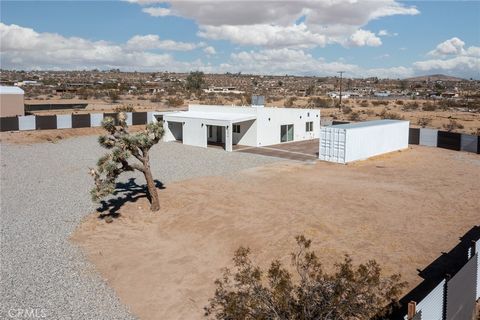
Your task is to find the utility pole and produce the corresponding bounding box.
[337,71,345,110]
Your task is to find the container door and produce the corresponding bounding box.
[320,127,346,163]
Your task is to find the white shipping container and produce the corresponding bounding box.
[319,120,409,164]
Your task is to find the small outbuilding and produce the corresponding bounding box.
[319,119,409,164]
[0,86,25,117]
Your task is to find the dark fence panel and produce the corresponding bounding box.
[0,117,19,132]
[25,103,87,112]
[132,112,148,125]
[409,128,420,145]
[71,114,91,128]
[35,115,57,130]
[332,121,350,125]
[445,255,477,320]
[437,131,461,151]
[103,113,119,125]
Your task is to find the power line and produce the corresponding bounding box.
[337,71,345,110]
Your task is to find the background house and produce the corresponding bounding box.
[0,86,25,117]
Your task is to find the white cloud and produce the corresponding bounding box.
[223,48,413,78]
[125,0,165,5]
[348,29,382,47]
[140,0,419,48]
[203,46,216,55]
[126,34,198,51]
[0,23,198,71]
[428,37,466,56]
[378,29,398,37]
[414,38,480,78]
[198,23,326,48]
[142,7,171,17]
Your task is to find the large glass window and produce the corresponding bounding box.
[233,124,240,133]
[281,124,294,142]
[306,121,313,132]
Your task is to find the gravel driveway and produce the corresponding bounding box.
[0,136,281,319]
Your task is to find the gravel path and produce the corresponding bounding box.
[0,136,281,319]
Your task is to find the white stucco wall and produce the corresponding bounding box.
[256,108,320,146]
[232,120,257,146]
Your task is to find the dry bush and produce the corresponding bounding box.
[443,119,464,132]
[365,109,375,116]
[205,235,407,320]
[166,97,184,107]
[395,100,404,105]
[114,104,135,113]
[308,97,334,108]
[422,102,437,111]
[417,117,432,128]
[342,106,352,114]
[360,100,370,108]
[371,100,388,106]
[284,97,297,107]
[380,109,404,120]
[150,94,163,103]
[403,101,419,111]
[349,111,361,121]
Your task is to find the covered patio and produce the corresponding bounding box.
[163,110,257,151]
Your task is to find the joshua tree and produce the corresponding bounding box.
[90,112,164,212]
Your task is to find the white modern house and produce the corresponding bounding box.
[163,104,320,151]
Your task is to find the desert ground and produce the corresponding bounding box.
[73,146,480,320]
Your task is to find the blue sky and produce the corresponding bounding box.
[1,0,479,78]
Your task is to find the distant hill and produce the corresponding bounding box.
[404,74,465,82]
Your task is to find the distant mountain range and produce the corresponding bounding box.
[404,74,466,82]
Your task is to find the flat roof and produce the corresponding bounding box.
[333,119,408,130]
[0,86,24,95]
[164,111,257,123]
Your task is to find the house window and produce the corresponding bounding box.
[233,124,240,133]
[208,125,213,138]
[281,124,294,142]
[306,121,313,132]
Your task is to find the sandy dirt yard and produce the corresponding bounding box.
[72,146,480,320]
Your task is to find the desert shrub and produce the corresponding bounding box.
[166,97,184,107]
[380,109,404,120]
[60,93,75,99]
[443,119,464,132]
[366,109,375,116]
[308,97,333,108]
[422,102,437,111]
[137,96,147,100]
[342,106,352,114]
[349,111,361,121]
[360,100,370,108]
[403,101,419,111]
[205,235,407,320]
[150,94,163,103]
[114,104,135,113]
[108,90,120,103]
[417,117,432,128]
[284,96,297,107]
[395,100,404,105]
[371,100,388,106]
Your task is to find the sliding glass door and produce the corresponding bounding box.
[280,124,294,142]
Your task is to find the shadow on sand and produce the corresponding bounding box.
[388,225,480,319]
[96,177,165,220]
